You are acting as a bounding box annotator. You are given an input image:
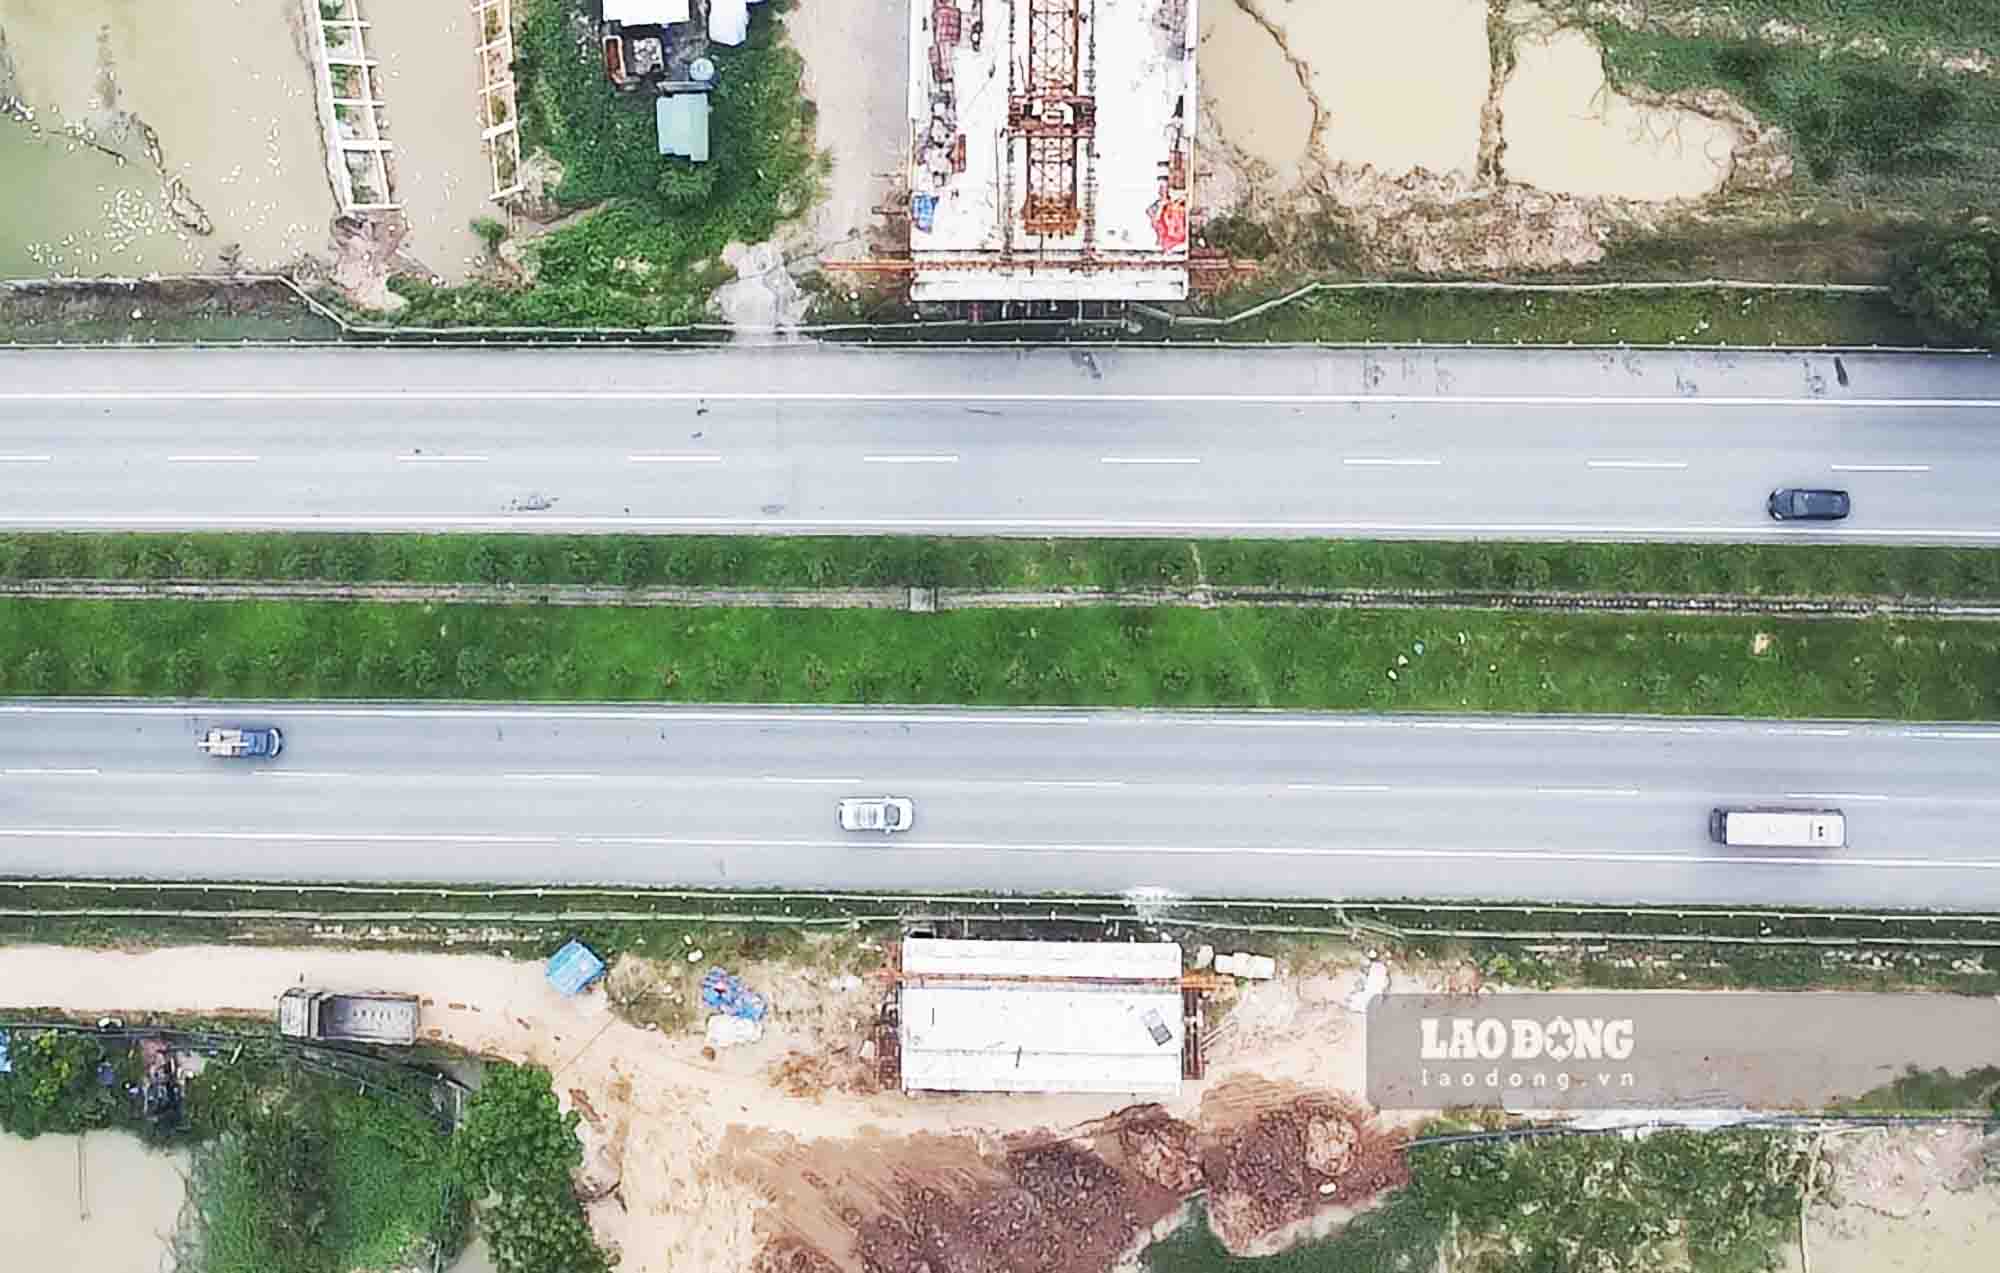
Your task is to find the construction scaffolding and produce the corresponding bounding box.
[308,0,400,212]
[473,0,525,200]
[907,0,1197,301]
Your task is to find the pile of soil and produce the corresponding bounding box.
[744,1088,1408,1273]
[1199,1091,1410,1255]
[854,1137,1184,1273]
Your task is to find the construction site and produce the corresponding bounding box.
[904,0,1197,301]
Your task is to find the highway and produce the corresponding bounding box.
[3,346,1999,541]
[4,700,1999,909]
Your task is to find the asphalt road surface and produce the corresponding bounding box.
[4,701,1999,909]
[3,346,1999,541]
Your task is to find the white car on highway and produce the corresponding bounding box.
[837,797,914,833]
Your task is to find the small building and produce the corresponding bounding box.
[895,937,1191,1095]
[656,93,712,161]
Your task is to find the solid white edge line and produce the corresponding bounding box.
[27,515,2000,539]
[0,826,1994,871]
[11,390,2000,408]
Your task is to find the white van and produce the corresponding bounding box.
[1708,807,1846,849]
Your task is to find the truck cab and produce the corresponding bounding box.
[197,726,284,759]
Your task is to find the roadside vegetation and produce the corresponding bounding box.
[0,1023,605,1273]
[1179,284,1924,347]
[1148,1129,1813,1273]
[7,881,2000,1000]
[4,596,2000,717]
[0,280,340,344]
[10,532,2000,600]
[385,0,820,327]
[0,1031,470,1273]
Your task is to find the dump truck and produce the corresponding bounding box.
[197,726,283,758]
[277,988,419,1045]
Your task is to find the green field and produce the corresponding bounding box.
[5,598,1998,720]
[8,532,2000,599]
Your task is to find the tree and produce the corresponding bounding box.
[1891,232,2000,349]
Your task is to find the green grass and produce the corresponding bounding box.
[1192,286,1925,347]
[387,0,821,328]
[1835,1065,2000,1115]
[1148,1130,1811,1273]
[6,598,2000,719]
[11,533,2000,599]
[1543,1,2000,214]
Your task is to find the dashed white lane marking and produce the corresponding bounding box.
[1785,791,1890,801]
[1344,457,1442,467]
[1830,464,1930,473]
[504,772,603,782]
[1535,786,1643,797]
[626,454,722,464]
[864,455,960,464]
[167,455,258,463]
[1100,456,1201,465]
[1286,783,1393,793]
[0,455,52,463]
[395,454,488,463]
[2,768,100,776]
[1588,459,1688,470]
[761,775,863,785]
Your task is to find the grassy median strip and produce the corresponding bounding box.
[6,598,1999,718]
[9,533,2000,599]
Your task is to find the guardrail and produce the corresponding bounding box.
[7,882,2000,948]
[3,273,1985,352]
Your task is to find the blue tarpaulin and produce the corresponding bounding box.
[700,968,767,1021]
[0,1027,11,1074]
[547,940,607,996]
[911,193,938,233]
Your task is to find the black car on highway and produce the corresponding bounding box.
[1767,488,1851,521]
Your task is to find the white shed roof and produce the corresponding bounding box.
[898,938,1185,1095]
[604,0,691,25]
[902,937,1183,980]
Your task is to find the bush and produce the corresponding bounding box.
[451,1065,608,1273]
[1891,232,2000,348]
[0,1031,123,1137]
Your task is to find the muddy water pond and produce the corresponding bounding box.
[0,0,332,274]
[0,1132,187,1271]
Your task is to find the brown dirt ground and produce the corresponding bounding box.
[0,940,1426,1272]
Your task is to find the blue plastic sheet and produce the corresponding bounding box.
[546,939,607,996]
[700,968,768,1021]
